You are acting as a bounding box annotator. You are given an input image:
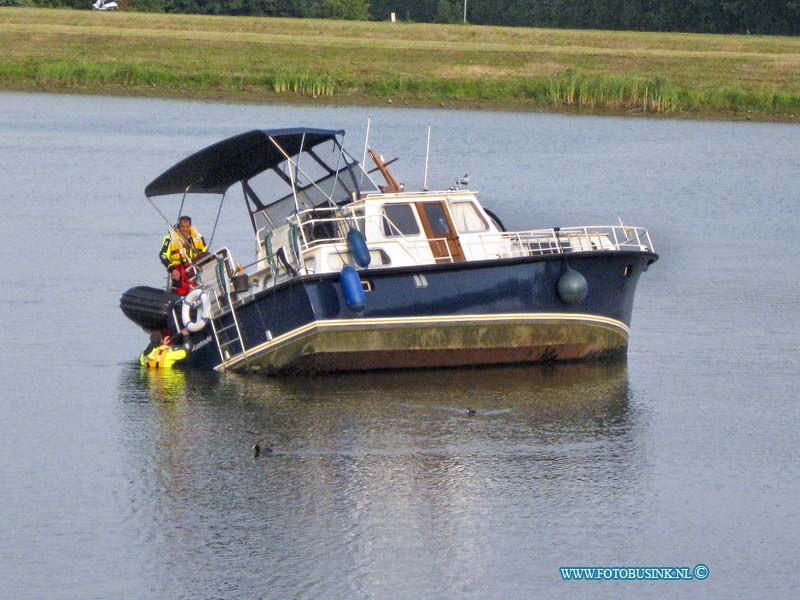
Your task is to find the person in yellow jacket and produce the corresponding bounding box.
[140,332,189,369]
[159,215,208,295]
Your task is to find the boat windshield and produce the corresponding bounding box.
[247,142,378,232]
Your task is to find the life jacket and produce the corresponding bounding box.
[139,344,188,369]
[162,226,207,268]
[171,264,195,297]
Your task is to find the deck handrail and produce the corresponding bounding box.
[479,225,654,258]
[288,206,434,264]
[280,210,653,269]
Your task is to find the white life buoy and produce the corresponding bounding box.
[181,288,211,332]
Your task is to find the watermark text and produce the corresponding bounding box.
[560,564,709,581]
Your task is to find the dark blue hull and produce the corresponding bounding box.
[174,250,657,373]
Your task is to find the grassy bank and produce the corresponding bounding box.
[2,7,800,120]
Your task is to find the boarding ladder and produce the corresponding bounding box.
[205,256,246,367]
[210,305,245,366]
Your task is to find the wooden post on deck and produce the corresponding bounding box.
[368,148,403,193]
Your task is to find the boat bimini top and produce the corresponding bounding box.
[144,128,380,236]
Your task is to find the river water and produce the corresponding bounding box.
[1,91,798,599]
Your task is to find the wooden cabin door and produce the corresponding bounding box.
[415,201,465,263]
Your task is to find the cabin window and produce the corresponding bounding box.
[382,204,420,237]
[450,202,488,233]
[422,203,451,236]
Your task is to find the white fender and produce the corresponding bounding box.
[181,288,211,332]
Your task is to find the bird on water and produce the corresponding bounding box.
[252,442,274,457]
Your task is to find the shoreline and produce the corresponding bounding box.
[2,8,799,123]
[3,82,792,124]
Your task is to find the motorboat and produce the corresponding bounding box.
[120,127,658,373]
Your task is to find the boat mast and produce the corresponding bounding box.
[423,126,431,191]
[368,148,403,193]
[360,116,371,189]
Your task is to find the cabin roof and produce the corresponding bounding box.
[144,128,344,198]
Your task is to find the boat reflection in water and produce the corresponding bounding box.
[121,359,638,469]
[121,359,636,444]
[228,361,633,430]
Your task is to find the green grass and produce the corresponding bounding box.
[2,7,800,120]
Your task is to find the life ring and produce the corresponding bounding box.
[181,288,211,332]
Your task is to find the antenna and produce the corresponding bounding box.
[360,116,371,188]
[423,126,431,191]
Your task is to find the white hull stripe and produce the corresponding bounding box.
[216,312,629,371]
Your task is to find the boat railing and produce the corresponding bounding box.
[481,225,654,258]
[275,214,654,270]
[289,205,351,250]
[288,207,435,265]
[381,236,454,263]
[193,247,238,314]
[259,214,653,275]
